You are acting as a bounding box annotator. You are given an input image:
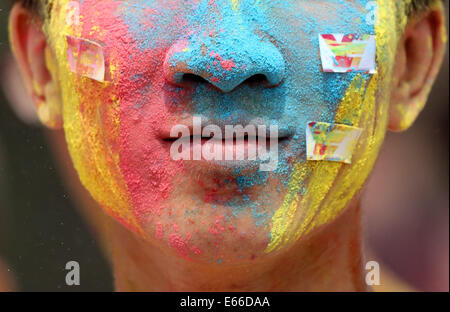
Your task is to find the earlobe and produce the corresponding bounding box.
[9,4,63,129]
[388,6,447,132]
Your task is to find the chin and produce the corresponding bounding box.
[142,218,275,265]
[126,172,288,264]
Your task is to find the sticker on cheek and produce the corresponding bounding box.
[66,35,105,82]
[306,122,362,164]
[318,34,376,73]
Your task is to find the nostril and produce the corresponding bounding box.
[243,74,269,87]
[164,34,285,92]
[181,73,209,85]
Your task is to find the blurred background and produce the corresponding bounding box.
[0,1,448,292]
[0,1,112,291]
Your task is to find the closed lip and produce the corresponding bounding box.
[158,122,293,142]
[162,135,289,145]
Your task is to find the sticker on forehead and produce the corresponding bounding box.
[66,35,105,82]
[306,122,362,164]
[319,34,376,73]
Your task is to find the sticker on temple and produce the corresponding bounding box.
[318,34,376,73]
[66,35,105,82]
[306,122,362,164]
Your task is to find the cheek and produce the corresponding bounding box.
[101,16,202,226]
[50,0,189,232]
[262,1,395,253]
[115,52,185,223]
[266,73,389,253]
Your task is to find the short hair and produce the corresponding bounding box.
[18,0,41,11]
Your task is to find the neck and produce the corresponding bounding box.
[110,198,368,292]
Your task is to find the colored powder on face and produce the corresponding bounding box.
[45,0,146,234]
[265,0,403,253]
[156,222,164,240]
[169,233,190,259]
[43,0,406,260]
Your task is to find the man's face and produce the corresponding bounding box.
[46,0,399,262]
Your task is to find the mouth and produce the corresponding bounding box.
[161,127,291,166]
[159,120,293,144]
[162,134,290,146]
[161,134,290,162]
[158,117,293,169]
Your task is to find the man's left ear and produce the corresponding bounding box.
[389,4,447,132]
[9,4,63,129]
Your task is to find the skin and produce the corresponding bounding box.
[8,0,446,291]
[0,259,16,292]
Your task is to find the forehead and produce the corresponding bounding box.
[52,0,381,50]
[54,0,379,19]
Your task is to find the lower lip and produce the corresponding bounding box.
[162,136,288,162]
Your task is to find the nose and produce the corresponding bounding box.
[164,31,285,93]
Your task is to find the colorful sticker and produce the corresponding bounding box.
[66,35,105,82]
[306,121,362,164]
[319,34,376,73]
